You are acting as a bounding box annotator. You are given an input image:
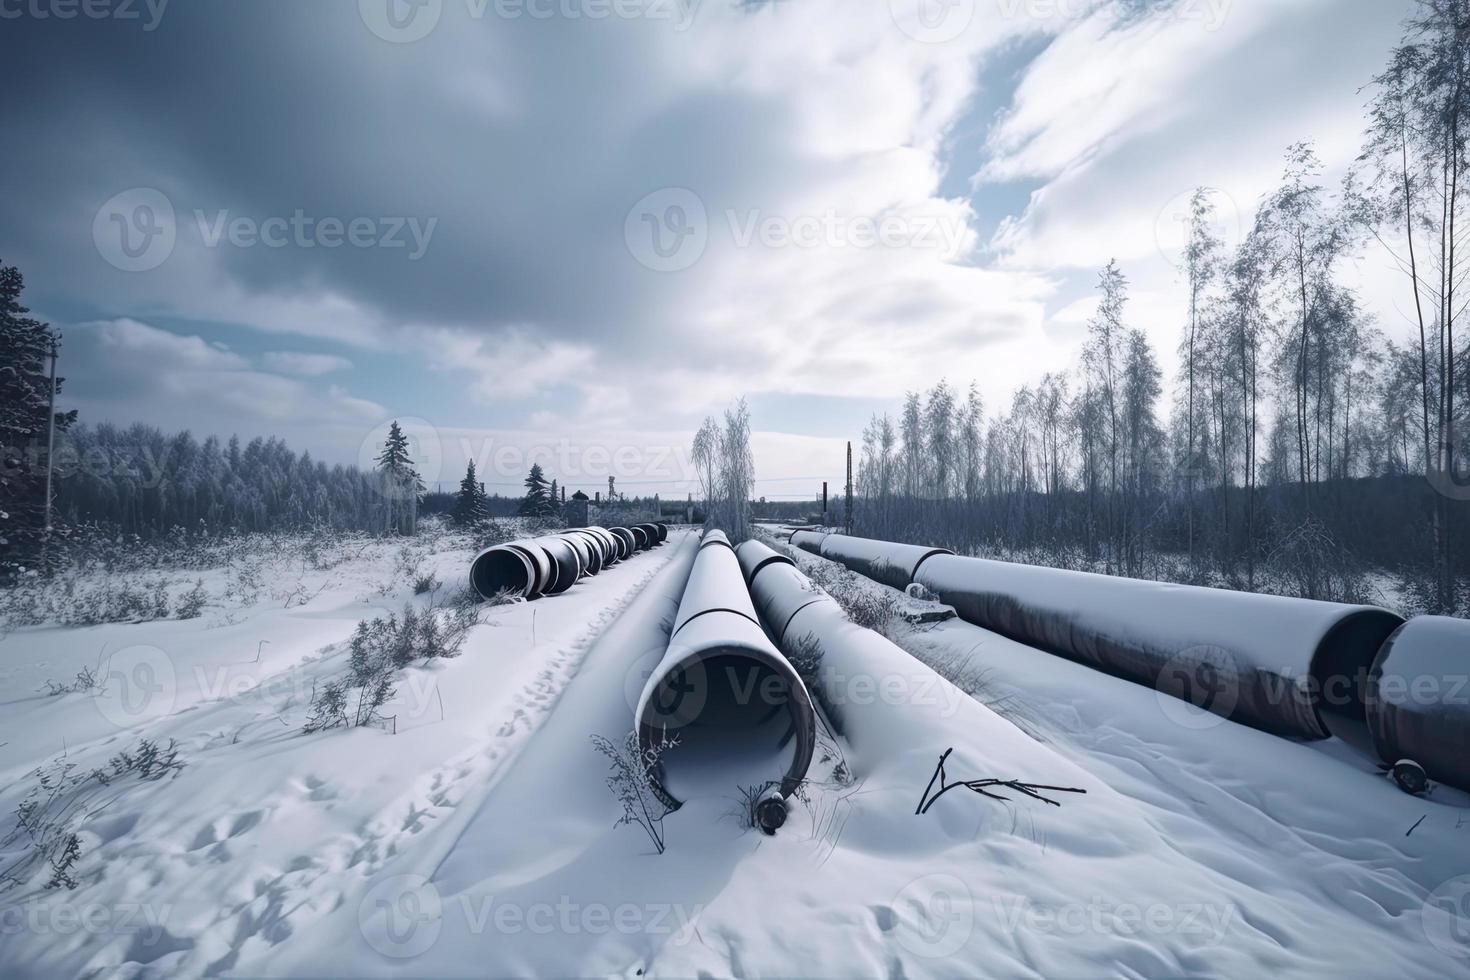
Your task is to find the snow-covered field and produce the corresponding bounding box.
[0,525,1466,977]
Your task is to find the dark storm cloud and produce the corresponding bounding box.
[0,1,801,349]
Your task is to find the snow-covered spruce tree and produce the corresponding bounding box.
[519,463,555,517]
[452,460,489,527]
[375,420,424,535]
[0,261,75,578]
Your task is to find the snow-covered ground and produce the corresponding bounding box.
[0,525,1466,977]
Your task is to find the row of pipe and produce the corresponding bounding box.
[470,522,669,600]
[788,528,1470,794]
[634,530,816,828]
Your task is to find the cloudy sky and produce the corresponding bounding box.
[0,0,1414,500]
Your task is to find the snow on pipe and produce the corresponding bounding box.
[737,539,1062,785]
[813,534,954,592]
[736,539,916,767]
[789,529,828,556]
[635,529,816,808]
[1367,617,1470,792]
[911,552,1404,743]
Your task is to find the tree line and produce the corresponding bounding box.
[854,1,1470,614]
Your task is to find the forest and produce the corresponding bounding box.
[853,4,1470,615]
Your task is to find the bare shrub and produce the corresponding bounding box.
[176,579,208,619]
[592,729,678,854]
[304,601,475,734]
[787,633,824,680]
[1,740,184,891]
[803,561,896,633]
[1263,519,1370,603]
[41,664,99,697]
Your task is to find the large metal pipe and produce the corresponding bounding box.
[526,536,583,595]
[1367,616,1470,792]
[789,529,828,556]
[469,530,618,602]
[814,534,953,592]
[738,539,1051,783]
[470,538,568,600]
[635,530,815,805]
[912,553,1403,743]
[584,527,619,564]
[559,532,599,578]
[636,523,663,548]
[609,527,636,561]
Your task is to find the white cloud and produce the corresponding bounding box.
[67,319,385,437]
[263,351,355,376]
[96,318,248,370]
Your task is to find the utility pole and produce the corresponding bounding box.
[845,441,854,535]
[41,337,59,568]
[821,481,828,526]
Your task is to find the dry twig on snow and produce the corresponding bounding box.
[915,748,1086,816]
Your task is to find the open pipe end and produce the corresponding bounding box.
[637,643,815,804]
[470,547,535,600]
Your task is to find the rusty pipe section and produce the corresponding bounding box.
[469,525,660,601]
[635,529,815,805]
